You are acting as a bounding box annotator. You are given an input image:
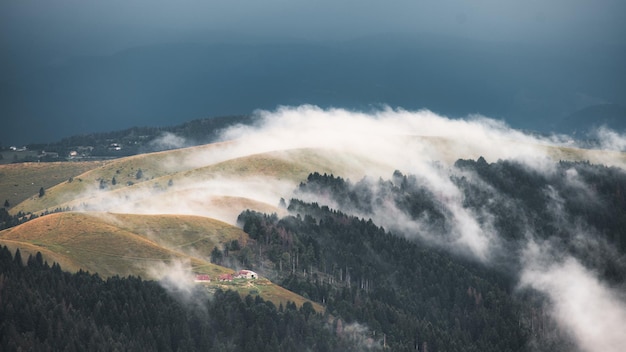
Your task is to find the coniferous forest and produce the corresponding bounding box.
[0,246,374,352]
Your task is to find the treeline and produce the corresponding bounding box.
[0,246,371,351]
[21,115,254,159]
[0,207,72,232]
[237,205,572,351]
[296,160,626,283]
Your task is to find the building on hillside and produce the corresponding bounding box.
[218,273,233,282]
[236,270,258,280]
[194,274,211,283]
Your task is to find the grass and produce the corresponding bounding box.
[0,212,240,277]
[0,211,322,310]
[9,145,373,217]
[180,148,383,182]
[0,161,104,211]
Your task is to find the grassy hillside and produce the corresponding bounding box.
[0,211,322,311]
[10,146,381,220]
[0,212,232,278]
[10,138,626,220]
[0,161,104,210]
[8,142,226,215]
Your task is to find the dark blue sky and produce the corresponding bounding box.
[3,0,624,64]
[1,0,625,145]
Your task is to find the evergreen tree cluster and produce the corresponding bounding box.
[237,205,574,351]
[297,161,626,283]
[0,246,366,351]
[236,159,626,351]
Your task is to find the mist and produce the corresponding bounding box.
[521,253,626,352]
[52,105,626,351]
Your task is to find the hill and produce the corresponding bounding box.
[0,161,105,210]
[9,146,383,224]
[10,136,626,223]
[0,211,322,311]
[0,212,238,277]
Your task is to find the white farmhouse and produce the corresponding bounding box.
[236,270,258,280]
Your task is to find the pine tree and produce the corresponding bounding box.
[39,187,45,197]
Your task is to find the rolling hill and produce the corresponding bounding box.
[8,146,384,223]
[0,211,323,311]
[0,212,241,277]
[8,136,626,222]
[0,160,105,210]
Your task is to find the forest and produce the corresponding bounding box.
[0,246,373,352]
[235,158,626,351]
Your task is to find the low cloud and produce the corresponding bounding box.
[148,132,189,151]
[592,126,626,152]
[520,250,626,352]
[147,259,196,294]
[146,259,209,308]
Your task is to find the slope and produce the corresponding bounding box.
[0,211,323,311]
[0,212,232,277]
[10,146,383,224]
[0,160,104,210]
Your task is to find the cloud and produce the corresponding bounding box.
[146,259,209,307]
[148,132,189,151]
[520,252,626,352]
[334,320,382,351]
[592,126,626,152]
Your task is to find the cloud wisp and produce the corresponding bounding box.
[520,246,626,352]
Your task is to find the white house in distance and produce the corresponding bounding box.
[236,270,258,280]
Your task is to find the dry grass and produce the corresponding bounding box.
[10,145,372,216]
[0,212,241,278]
[0,211,319,310]
[0,161,104,211]
[8,142,227,215]
[181,148,381,182]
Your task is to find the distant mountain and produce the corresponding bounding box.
[556,103,626,135]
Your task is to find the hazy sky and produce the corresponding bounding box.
[1,1,625,145]
[2,0,624,64]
